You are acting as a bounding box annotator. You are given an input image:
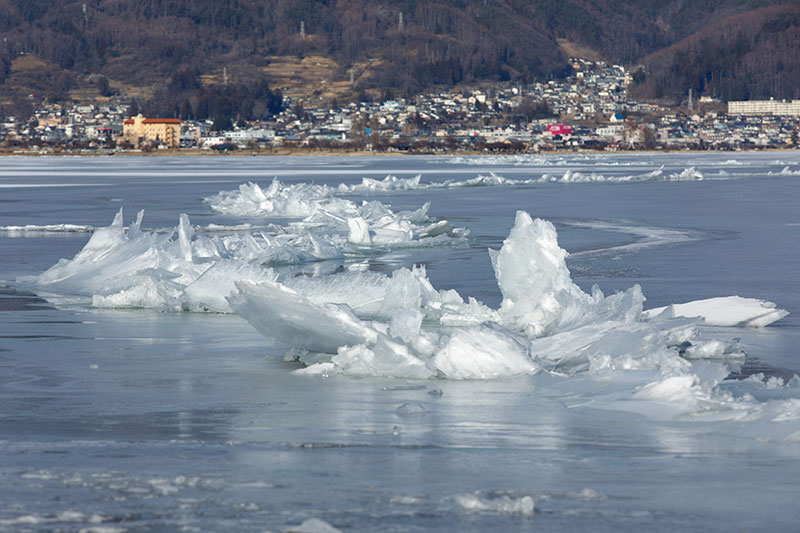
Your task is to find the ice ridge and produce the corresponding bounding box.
[18,201,466,312]
[224,209,798,430]
[227,210,786,385]
[204,168,709,219]
[18,200,796,429]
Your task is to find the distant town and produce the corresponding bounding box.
[2,59,799,155]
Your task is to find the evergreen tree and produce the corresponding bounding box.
[96,77,112,97]
[211,115,233,132]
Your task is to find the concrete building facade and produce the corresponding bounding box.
[728,99,800,116]
[123,114,181,148]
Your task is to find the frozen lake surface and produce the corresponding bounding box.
[1,152,799,531]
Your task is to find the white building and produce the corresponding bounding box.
[596,124,625,140]
[226,129,275,142]
[728,99,800,116]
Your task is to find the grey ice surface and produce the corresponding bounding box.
[1,153,800,531]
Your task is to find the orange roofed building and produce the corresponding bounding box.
[123,114,181,148]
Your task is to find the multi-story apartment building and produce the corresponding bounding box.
[123,114,182,148]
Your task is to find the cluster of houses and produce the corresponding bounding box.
[1,59,798,153]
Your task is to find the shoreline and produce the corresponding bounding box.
[1,147,798,157]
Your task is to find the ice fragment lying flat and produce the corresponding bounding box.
[229,280,375,354]
[284,518,342,533]
[643,296,789,327]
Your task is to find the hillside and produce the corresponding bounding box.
[0,0,798,113]
[629,4,800,102]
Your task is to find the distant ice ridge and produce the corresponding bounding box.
[460,167,703,184]
[205,176,530,219]
[537,166,703,183]
[205,168,708,214]
[205,178,469,248]
[769,165,800,176]
[448,154,557,166]
[206,177,446,217]
[0,223,94,233]
[206,179,347,217]
[333,167,705,187]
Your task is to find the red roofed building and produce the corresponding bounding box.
[123,114,181,148]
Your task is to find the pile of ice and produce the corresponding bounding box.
[669,166,704,180]
[337,174,425,193]
[227,211,787,384]
[445,173,523,187]
[206,179,350,218]
[206,177,439,216]
[539,170,608,183]
[18,209,284,312]
[19,201,796,428]
[205,178,468,248]
[537,166,705,183]
[224,209,800,430]
[18,198,465,311]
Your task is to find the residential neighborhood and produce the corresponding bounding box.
[2,59,798,154]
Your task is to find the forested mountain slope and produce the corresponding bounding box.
[629,4,800,101]
[0,0,797,109]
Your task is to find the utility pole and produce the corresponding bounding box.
[688,88,693,112]
[300,21,305,40]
